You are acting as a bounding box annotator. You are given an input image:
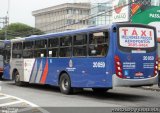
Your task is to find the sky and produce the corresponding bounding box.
[0,0,107,27]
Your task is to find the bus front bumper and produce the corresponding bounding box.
[112,74,158,87]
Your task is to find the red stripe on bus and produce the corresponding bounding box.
[40,60,48,84]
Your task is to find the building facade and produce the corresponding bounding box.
[32,3,91,33]
[89,2,112,26]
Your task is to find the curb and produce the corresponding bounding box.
[140,85,160,92]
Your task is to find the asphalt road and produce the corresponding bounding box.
[0,80,160,113]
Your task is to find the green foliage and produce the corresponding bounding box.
[0,23,44,40]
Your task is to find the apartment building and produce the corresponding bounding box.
[32,3,91,33]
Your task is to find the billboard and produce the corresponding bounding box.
[112,0,130,22]
[131,5,160,39]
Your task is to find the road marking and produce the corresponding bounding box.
[0,93,50,113]
[17,107,35,113]
[0,95,10,100]
[0,100,22,107]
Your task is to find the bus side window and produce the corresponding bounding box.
[73,34,87,57]
[89,32,109,57]
[59,36,72,57]
[34,40,47,58]
[48,38,59,57]
[23,41,34,58]
[12,42,22,58]
[60,36,71,47]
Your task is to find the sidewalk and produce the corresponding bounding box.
[141,84,160,91]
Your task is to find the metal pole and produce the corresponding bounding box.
[5,0,10,40]
[4,16,8,40]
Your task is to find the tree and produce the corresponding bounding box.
[0,23,44,40]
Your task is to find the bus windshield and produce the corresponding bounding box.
[118,26,156,53]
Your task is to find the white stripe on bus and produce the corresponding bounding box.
[30,60,38,83]
[35,61,43,83]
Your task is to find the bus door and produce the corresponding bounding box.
[3,44,11,80]
[87,31,112,87]
[115,25,157,80]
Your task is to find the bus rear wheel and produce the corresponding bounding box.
[14,71,24,86]
[60,73,73,94]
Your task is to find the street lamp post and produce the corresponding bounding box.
[5,0,10,40]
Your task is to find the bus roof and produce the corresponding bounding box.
[11,38,25,42]
[0,40,11,48]
[4,40,11,44]
[10,23,156,42]
[24,25,111,41]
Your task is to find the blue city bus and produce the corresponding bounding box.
[157,38,160,87]
[0,40,5,79]
[9,23,158,94]
[2,40,11,80]
[0,40,11,80]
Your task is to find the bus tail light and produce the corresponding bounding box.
[0,68,3,73]
[114,55,126,78]
[158,58,160,71]
[154,56,158,76]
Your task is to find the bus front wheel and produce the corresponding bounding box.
[59,73,73,94]
[14,71,24,86]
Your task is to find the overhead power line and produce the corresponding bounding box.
[44,0,139,32]
[5,0,143,38]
